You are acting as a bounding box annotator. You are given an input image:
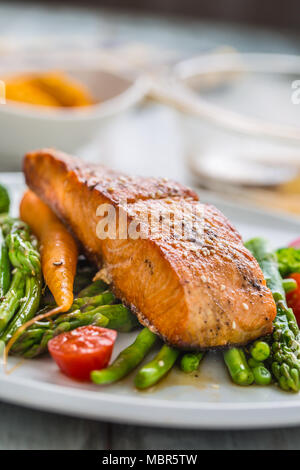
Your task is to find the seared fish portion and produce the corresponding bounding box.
[24,149,276,349]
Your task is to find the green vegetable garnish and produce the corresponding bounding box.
[276,247,300,278]
[91,328,157,385]
[180,351,205,373]
[135,344,179,389]
[0,184,10,214]
[250,341,271,362]
[282,278,297,294]
[10,282,139,357]
[245,238,285,302]
[224,348,254,386]
[246,237,300,392]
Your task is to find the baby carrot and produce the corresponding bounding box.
[20,190,78,313]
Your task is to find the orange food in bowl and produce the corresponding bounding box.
[4,71,94,108]
[31,72,94,107]
[5,79,61,107]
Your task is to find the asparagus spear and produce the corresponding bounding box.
[224,341,272,386]
[250,341,271,362]
[0,274,42,344]
[0,212,42,336]
[246,237,300,392]
[251,363,272,385]
[0,227,10,297]
[0,270,25,333]
[91,304,139,332]
[135,344,179,389]
[71,291,115,310]
[245,238,285,301]
[3,217,40,276]
[41,282,114,313]
[91,328,157,385]
[77,279,109,298]
[224,348,254,386]
[11,295,138,357]
[12,309,110,357]
[180,351,205,373]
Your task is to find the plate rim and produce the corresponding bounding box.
[2,372,300,430]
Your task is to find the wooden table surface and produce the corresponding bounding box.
[1,2,300,450]
[1,401,300,450]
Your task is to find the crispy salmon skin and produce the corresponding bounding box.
[23,149,276,349]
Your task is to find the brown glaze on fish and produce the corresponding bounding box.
[23,149,277,349]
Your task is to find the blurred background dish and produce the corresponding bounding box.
[0,59,146,169]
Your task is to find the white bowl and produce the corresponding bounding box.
[0,66,147,169]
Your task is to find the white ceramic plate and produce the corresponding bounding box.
[1,173,300,430]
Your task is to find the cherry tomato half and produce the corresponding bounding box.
[286,273,300,326]
[48,326,117,381]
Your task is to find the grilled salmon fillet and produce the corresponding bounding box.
[23,149,276,349]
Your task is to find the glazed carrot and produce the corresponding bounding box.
[20,190,78,313]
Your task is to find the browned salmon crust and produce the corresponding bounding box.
[23,149,277,350]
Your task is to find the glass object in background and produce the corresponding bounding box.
[176,53,300,216]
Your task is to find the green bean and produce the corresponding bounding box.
[250,341,271,362]
[252,365,272,386]
[91,328,157,385]
[0,227,10,297]
[223,348,254,386]
[135,345,179,389]
[180,352,205,373]
[0,270,25,333]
